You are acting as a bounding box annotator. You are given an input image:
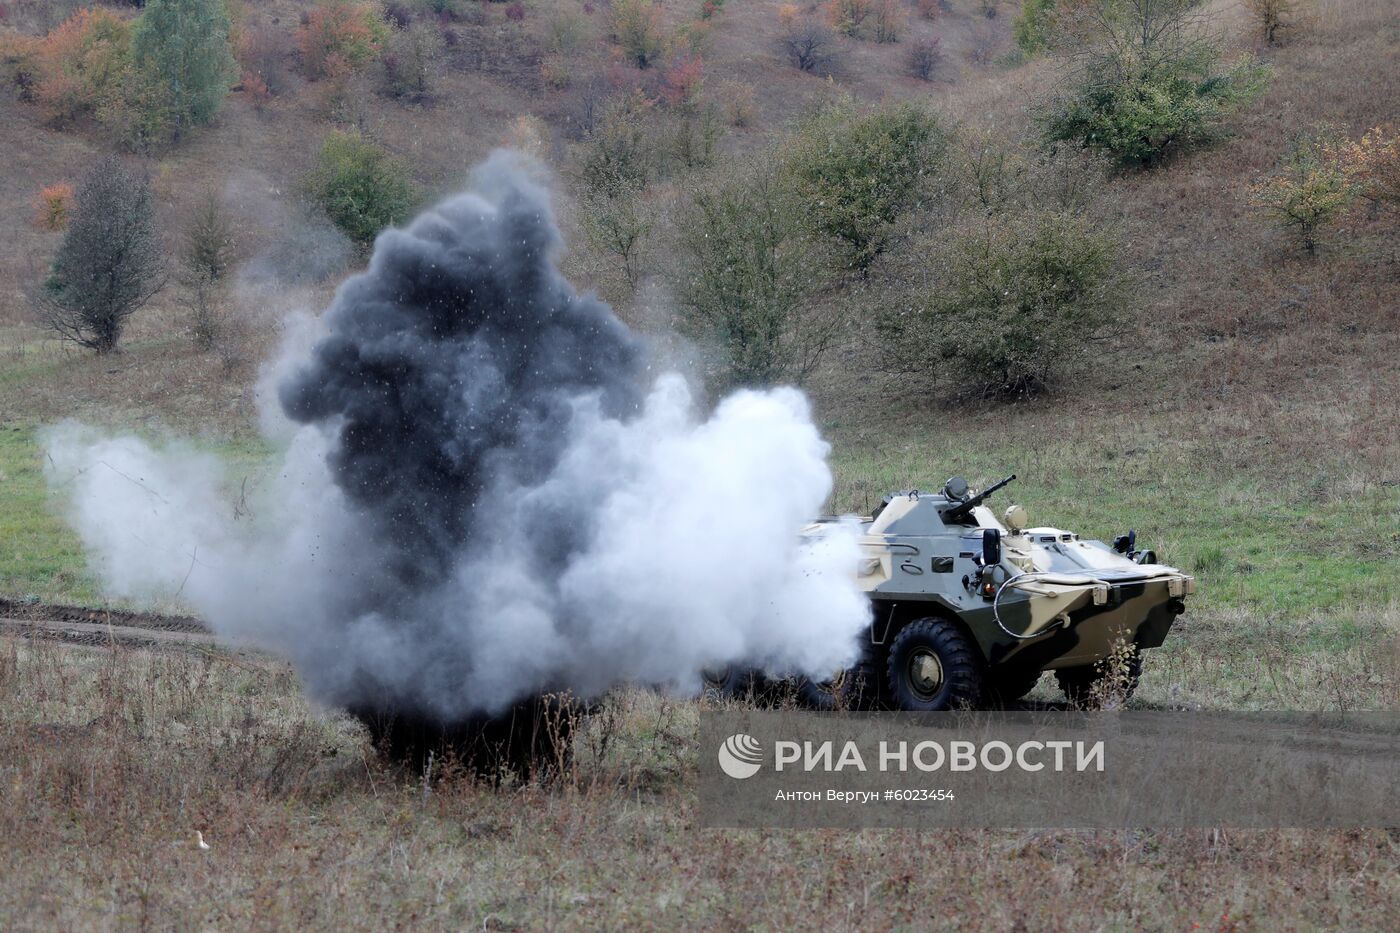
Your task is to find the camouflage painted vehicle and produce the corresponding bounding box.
[706,475,1195,710]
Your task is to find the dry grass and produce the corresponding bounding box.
[2,636,1397,930]
[2,0,1398,926]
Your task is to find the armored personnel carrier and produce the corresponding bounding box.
[706,475,1195,710]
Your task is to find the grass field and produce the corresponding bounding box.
[2,641,1397,931]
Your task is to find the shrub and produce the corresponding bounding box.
[609,0,663,69]
[1038,1,1270,167]
[306,130,417,247]
[0,31,42,101]
[182,189,236,284]
[30,7,132,127]
[379,19,443,100]
[97,62,176,150]
[871,0,904,42]
[875,210,1122,398]
[1331,127,1400,211]
[660,52,703,109]
[299,0,388,78]
[906,34,940,80]
[780,14,837,73]
[237,23,294,97]
[180,190,236,350]
[578,94,651,198]
[130,0,238,133]
[783,99,947,269]
[543,7,586,54]
[504,2,525,23]
[914,0,940,21]
[32,182,74,231]
[700,0,725,20]
[669,102,723,169]
[1249,133,1354,255]
[716,78,755,127]
[679,160,837,387]
[1013,0,1057,54]
[825,0,872,38]
[1242,0,1301,46]
[34,157,163,354]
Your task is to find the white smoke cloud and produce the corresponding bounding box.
[42,155,872,721]
[44,378,867,716]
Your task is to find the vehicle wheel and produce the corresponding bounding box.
[796,663,876,711]
[1055,649,1143,707]
[885,618,982,711]
[984,670,1042,707]
[701,665,757,700]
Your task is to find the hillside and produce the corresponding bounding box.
[0,1,1398,927]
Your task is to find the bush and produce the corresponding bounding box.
[875,210,1122,398]
[906,35,941,80]
[871,0,904,43]
[237,23,294,97]
[660,51,703,109]
[379,19,443,100]
[577,95,654,288]
[669,103,723,169]
[299,0,388,78]
[32,182,74,231]
[715,78,755,127]
[28,7,132,127]
[1038,1,1270,167]
[34,158,163,354]
[1013,0,1057,54]
[130,0,238,133]
[306,130,417,247]
[825,0,872,38]
[783,99,947,269]
[0,31,42,102]
[577,94,651,198]
[1331,126,1400,212]
[1249,133,1354,255]
[180,190,236,350]
[609,0,663,69]
[914,0,940,21]
[1243,0,1301,46]
[678,161,838,387]
[779,14,837,74]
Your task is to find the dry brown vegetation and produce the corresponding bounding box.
[1,636,1396,930]
[2,0,1398,927]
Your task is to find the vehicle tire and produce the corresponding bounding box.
[984,670,1042,707]
[796,662,876,711]
[701,665,757,701]
[1055,649,1143,707]
[885,618,983,711]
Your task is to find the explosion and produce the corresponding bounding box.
[44,153,870,732]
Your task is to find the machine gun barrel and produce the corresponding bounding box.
[944,474,1016,521]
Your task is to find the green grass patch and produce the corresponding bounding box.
[0,422,275,606]
[0,423,100,603]
[827,422,1400,616]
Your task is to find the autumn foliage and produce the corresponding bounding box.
[32,182,75,231]
[24,7,132,127]
[298,0,388,79]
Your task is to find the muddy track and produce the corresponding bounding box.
[0,598,250,654]
[0,598,208,634]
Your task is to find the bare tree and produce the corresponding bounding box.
[1243,0,1300,46]
[180,190,236,350]
[32,158,164,353]
[782,19,838,73]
